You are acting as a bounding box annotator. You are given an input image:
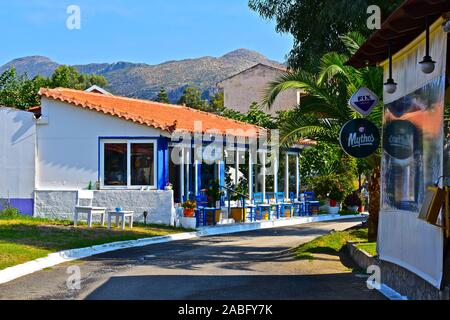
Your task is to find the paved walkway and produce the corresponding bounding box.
[0,218,383,300]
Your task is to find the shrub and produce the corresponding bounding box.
[344,192,363,207]
[0,206,20,218]
[308,174,353,202]
[329,189,345,203]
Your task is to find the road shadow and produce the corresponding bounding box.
[79,220,366,273]
[84,273,384,300]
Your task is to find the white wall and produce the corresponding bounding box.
[0,107,36,199]
[35,190,175,225]
[37,98,164,190]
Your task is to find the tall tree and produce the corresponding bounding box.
[0,66,108,110]
[248,0,403,71]
[156,87,169,103]
[178,86,210,111]
[50,65,107,89]
[209,92,225,113]
[0,68,43,109]
[263,32,383,241]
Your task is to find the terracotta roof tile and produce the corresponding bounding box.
[296,139,317,146]
[39,88,263,137]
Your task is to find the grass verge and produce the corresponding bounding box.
[355,242,377,257]
[0,215,192,270]
[294,228,376,260]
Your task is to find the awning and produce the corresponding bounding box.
[347,0,450,68]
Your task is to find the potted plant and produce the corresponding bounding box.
[229,179,249,223]
[344,192,362,213]
[205,179,223,223]
[328,189,344,214]
[206,180,223,208]
[182,200,196,217]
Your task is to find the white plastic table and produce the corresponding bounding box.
[107,211,134,230]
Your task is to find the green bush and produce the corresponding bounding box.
[308,174,353,201]
[344,192,363,207]
[0,206,20,218]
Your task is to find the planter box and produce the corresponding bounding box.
[346,206,359,213]
[179,216,197,229]
[327,206,340,214]
[230,207,248,223]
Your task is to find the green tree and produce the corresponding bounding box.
[0,68,43,109]
[243,103,277,129]
[209,92,225,113]
[50,65,107,90]
[263,32,383,241]
[218,102,277,129]
[178,86,210,111]
[249,0,403,71]
[156,87,169,103]
[0,66,108,110]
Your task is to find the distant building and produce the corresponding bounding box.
[217,63,302,115]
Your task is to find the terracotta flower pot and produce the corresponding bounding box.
[184,208,195,217]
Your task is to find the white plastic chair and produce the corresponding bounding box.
[74,190,107,228]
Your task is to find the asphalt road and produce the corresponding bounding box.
[0,218,383,300]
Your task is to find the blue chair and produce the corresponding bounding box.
[290,192,303,217]
[253,192,271,220]
[265,192,280,218]
[195,195,208,227]
[306,201,320,215]
[302,191,319,216]
[276,192,294,218]
[304,191,315,201]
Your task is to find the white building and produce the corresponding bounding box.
[217,63,302,115]
[0,87,309,224]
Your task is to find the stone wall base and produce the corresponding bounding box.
[34,190,175,226]
[347,241,450,300]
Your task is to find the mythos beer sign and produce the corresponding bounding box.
[348,87,379,117]
[339,119,380,158]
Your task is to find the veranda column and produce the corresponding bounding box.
[185,148,190,200]
[296,154,300,199]
[262,151,266,201]
[285,153,289,199]
[273,151,278,194]
[180,148,185,202]
[194,160,200,197]
[248,150,253,201]
[235,150,239,186]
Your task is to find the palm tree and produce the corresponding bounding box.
[264,32,383,241]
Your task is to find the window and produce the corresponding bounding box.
[101,139,157,189]
[131,143,155,186]
[104,143,127,186]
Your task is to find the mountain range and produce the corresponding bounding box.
[0,49,284,103]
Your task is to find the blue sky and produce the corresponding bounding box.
[0,0,293,66]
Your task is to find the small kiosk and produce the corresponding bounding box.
[348,0,450,298]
